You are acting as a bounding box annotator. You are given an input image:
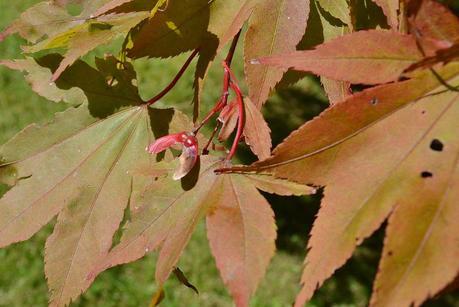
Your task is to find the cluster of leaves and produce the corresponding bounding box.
[0,0,458,306]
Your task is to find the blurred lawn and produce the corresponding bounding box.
[0,1,457,307]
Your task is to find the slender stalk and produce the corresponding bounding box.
[146,48,199,106]
[220,30,242,107]
[193,101,225,133]
[193,31,241,132]
[222,62,245,161]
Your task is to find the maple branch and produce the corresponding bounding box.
[220,30,242,107]
[223,62,245,161]
[193,31,241,133]
[146,48,199,106]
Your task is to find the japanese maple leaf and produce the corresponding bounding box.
[0,54,193,307]
[230,60,459,307]
[87,156,315,307]
[228,3,459,306]
[1,1,150,81]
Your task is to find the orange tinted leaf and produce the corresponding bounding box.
[243,98,272,160]
[206,173,276,307]
[372,0,399,29]
[244,0,309,108]
[89,157,311,306]
[228,63,459,306]
[218,99,239,142]
[322,78,351,104]
[257,30,422,85]
[370,122,459,306]
[409,0,459,47]
[89,157,222,285]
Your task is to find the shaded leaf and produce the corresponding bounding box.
[173,267,199,295]
[243,173,316,196]
[0,54,139,107]
[244,0,310,108]
[315,0,352,103]
[408,0,459,48]
[257,30,422,85]
[127,0,250,59]
[218,99,239,142]
[317,0,352,26]
[372,0,399,29]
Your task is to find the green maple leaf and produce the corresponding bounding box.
[1,1,149,81]
[0,54,192,306]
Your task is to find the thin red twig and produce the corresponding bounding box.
[146,48,199,106]
[193,31,241,132]
[222,62,245,161]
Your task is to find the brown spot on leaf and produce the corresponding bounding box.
[421,171,433,178]
[430,139,444,152]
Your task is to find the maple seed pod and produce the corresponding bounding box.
[147,132,198,180]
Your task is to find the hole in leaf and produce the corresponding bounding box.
[421,171,433,178]
[370,97,379,105]
[430,139,444,152]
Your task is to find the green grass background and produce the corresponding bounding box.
[0,1,457,307]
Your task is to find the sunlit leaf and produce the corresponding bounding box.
[257,30,422,85]
[372,0,399,29]
[244,0,310,108]
[229,63,459,307]
[243,97,272,160]
[0,56,190,307]
[317,0,352,27]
